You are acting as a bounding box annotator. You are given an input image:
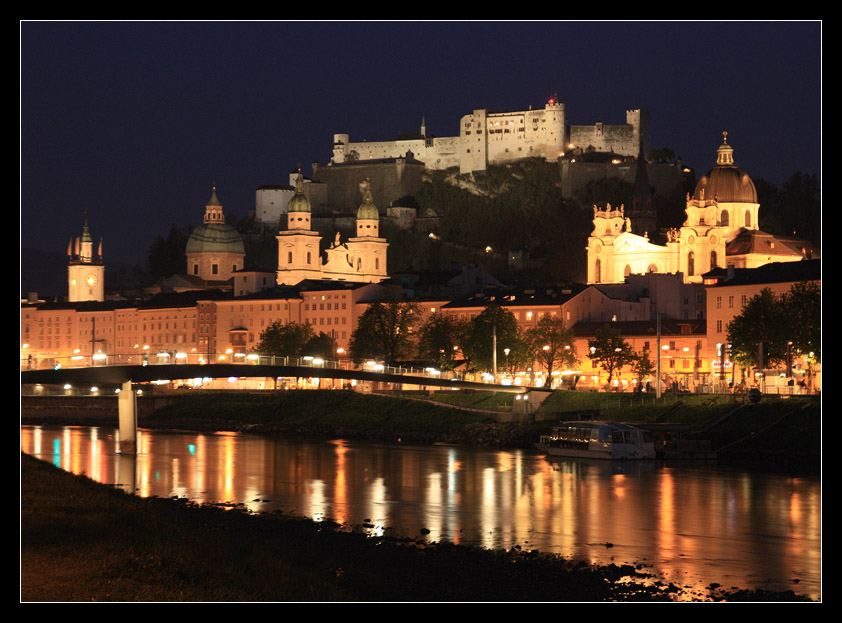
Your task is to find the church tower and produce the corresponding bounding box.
[67,214,105,302]
[345,179,388,281]
[276,172,323,285]
[626,141,657,237]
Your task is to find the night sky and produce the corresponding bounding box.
[20,21,821,282]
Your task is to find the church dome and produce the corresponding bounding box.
[692,133,757,204]
[357,187,380,220]
[357,193,380,221]
[288,173,311,213]
[186,222,245,254]
[186,188,245,254]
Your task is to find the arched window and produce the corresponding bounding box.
[687,251,695,277]
[647,263,658,273]
[710,250,717,269]
[594,259,601,283]
[721,210,729,226]
[287,251,292,264]
[306,251,311,265]
[624,264,632,278]
[745,210,752,227]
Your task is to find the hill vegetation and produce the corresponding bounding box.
[122,160,820,290]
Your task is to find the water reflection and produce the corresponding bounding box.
[21,425,820,600]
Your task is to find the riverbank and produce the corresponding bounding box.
[20,453,813,602]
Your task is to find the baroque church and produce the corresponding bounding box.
[587,133,818,285]
[275,173,388,285]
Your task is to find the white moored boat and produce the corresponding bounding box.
[537,421,656,460]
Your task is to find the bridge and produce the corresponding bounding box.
[21,362,550,453]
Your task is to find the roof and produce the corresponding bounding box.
[185,222,245,254]
[726,229,819,260]
[692,136,757,204]
[703,259,821,288]
[572,318,706,338]
[442,283,588,310]
[139,288,231,309]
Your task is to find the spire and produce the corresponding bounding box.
[204,184,225,223]
[632,140,651,198]
[81,210,92,243]
[207,184,222,207]
[626,140,656,236]
[716,131,735,167]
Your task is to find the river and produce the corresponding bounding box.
[20,424,821,600]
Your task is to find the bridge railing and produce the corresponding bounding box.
[20,352,469,382]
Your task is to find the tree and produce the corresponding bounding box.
[417,312,471,371]
[525,315,578,386]
[587,324,636,387]
[255,321,315,359]
[726,288,788,369]
[632,347,656,390]
[462,305,529,373]
[575,177,634,210]
[348,293,421,366]
[781,281,821,363]
[301,332,338,361]
[147,224,192,281]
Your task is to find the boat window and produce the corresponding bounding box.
[612,431,632,444]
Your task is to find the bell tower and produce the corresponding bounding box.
[67,213,105,302]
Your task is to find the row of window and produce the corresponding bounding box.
[715,294,748,309]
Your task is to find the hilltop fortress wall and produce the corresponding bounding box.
[330,100,650,175]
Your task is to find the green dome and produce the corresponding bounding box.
[357,187,379,220]
[186,222,245,254]
[288,173,311,213]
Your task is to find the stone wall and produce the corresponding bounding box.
[313,160,426,214]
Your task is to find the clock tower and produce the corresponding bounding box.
[67,214,105,302]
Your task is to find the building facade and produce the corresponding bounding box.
[276,175,389,286]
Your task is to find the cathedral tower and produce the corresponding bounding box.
[276,172,323,285]
[626,141,658,237]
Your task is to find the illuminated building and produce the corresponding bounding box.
[185,187,246,283]
[587,133,818,284]
[67,214,104,303]
[276,174,388,285]
[332,100,649,174]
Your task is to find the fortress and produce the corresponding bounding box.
[330,99,651,174]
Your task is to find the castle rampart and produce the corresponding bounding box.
[330,100,647,175]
